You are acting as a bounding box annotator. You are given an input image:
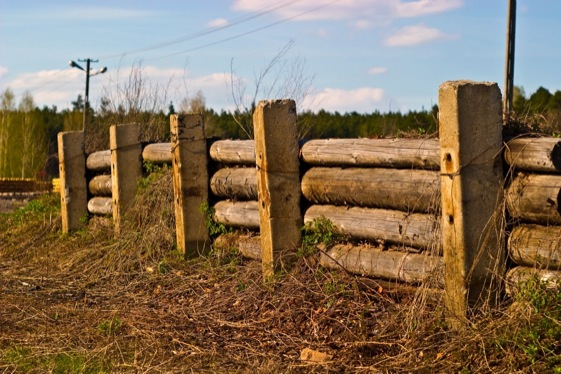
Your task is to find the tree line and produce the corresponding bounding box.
[1,85,560,180]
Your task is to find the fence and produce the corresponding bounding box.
[57,80,561,328]
[0,178,52,195]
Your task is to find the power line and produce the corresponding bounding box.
[6,0,340,101]
[98,0,303,60]
[147,0,340,61]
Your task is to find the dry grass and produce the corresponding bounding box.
[1,169,561,373]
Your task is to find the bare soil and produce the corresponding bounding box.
[0,171,551,373]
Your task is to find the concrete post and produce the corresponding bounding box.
[170,114,209,257]
[110,123,142,235]
[253,99,302,278]
[439,81,505,328]
[58,131,87,233]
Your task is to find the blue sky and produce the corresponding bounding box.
[0,0,560,114]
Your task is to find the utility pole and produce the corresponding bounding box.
[69,58,107,133]
[503,0,516,119]
[81,58,94,133]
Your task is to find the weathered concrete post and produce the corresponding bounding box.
[439,81,505,328]
[58,131,87,233]
[170,114,209,257]
[253,99,302,278]
[110,123,142,235]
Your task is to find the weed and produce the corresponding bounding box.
[200,202,231,237]
[4,193,60,226]
[298,216,337,257]
[3,346,35,372]
[158,260,169,274]
[500,275,561,371]
[51,352,107,374]
[98,317,122,336]
[138,162,168,191]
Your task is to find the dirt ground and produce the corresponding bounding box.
[0,197,29,213]
[0,174,555,373]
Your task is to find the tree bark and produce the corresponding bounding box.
[300,138,440,169]
[505,137,561,172]
[209,140,256,165]
[214,232,262,260]
[320,243,443,285]
[142,142,172,164]
[506,173,561,225]
[213,200,260,229]
[302,167,439,213]
[88,174,112,196]
[86,150,111,171]
[304,204,440,250]
[87,196,112,215]
[210,167,258,200]
[506,266,561,295]
[509,224,561,269]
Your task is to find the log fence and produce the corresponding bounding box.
[56,80,561,328]
[504,137,561,290]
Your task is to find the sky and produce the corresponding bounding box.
[0,0,560,114]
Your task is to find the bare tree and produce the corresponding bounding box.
[0,88,15,176]
[180,89,206,114]
[228,41,313,138]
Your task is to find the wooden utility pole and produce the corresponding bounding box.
[504,0,517,118]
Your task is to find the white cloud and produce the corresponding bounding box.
[353,20,374,29]
[208,18,230,28]
[0,66,8,80]
[368,67,387,75]
[302,87,386,113]
[395,0,463,18]
[232,0,463,26]
[0,66,240,112]
[315,28,329,38]
[53,7,156,21]
[384,24,457,46]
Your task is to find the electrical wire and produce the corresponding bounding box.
[98,0,304,60]
[5,0,340,101]
[147,0,340,61]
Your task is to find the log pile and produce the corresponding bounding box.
[505,137,561,293]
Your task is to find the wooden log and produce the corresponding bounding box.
[320,243,444,285]
[300,138,440,169]
[86,150,111,171]
[171,114,210,256]
[302,167,439,213]
[210,167,258,200]
[214,232,262,260]
[304,204,439,249]
[509,224,561,269]
[209,139,256,165]
[142,142,172,164]
[505,266,561,295]
[213,200,260,229]
[505,137,561,172]
[88,174,112,196]
[87,197,112,215]
[254,99,303,277]
[439,80,504,328]
[506,173,561,225]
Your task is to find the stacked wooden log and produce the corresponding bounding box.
[86,150,112,215]
[209,138,443,284]
[209,140,258,229]
[301,138,443,284]
[504,137,561,291]
[85,143,173,216]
